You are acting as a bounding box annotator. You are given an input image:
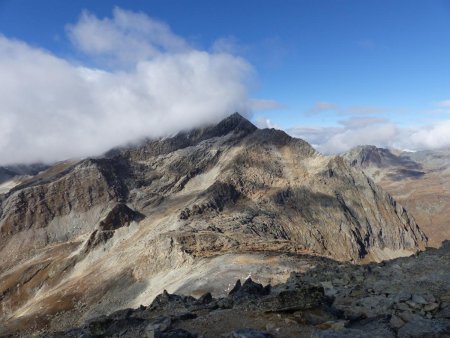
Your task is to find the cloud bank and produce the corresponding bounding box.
[287,116,450,154]
[283,99,450,154]
[0,8,254,165]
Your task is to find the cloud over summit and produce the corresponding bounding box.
[0,8,253,165]
[66,8,190,66]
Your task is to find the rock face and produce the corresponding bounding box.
[0,113,428,335]
[343,145,450,246]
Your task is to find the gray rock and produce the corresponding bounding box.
[321,281,337,297]
[145,316,172,333]
[397,311,423,323]
[392,292,411,303]
[229,278,271,301]
[313,327,393,338]
[411,294,428,305]
[355,295,395,317]
[406,300,423,310]
[298,309,336,325]
[230,328,273,338]
[217,297,234,309]
[396,302,412,311]
[423,303,439,312]
[175,312,197,321]
[316,320,349,331]
[390,314,406,329]
[398,318,450,338]
[261,284,326,312]
[435,304,450,319]
[158,329,198,338]
[197,292,213,304]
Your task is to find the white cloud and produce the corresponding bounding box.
[305,101,338,114]
[66,7,189,66]
[345,106,386,115]
[408,120,450,149]
[0,9,254,165]
[436,99,450,107]
[287,122,398,154]
[305,101,386,116]
[254,117,277,129]
[338,117,388,128]
[211,37,241,54]
[319,123,398,153]
[287,117,450,154]
[292,102,450,153]
[250,99,283,111]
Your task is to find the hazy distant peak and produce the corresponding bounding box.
[343,145,393,168]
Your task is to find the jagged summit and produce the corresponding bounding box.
[210,112,257,135]
[171,112,257,144]
[104,112,257,160]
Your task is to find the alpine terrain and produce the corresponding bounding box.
[1,113,446,337]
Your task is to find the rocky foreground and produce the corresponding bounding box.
[32,241,450,338]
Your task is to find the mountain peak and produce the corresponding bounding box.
[104,112,257,159]
[173,112,257,149]
[343,145,396,168]
[209,112,257,136]
[343,145,422,170]
[224,111,247,121]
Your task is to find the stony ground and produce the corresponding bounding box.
[27,241,450,338]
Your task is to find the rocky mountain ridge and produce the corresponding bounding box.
[0,113,428,335]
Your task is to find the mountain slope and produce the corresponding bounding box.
[343,145,450,246]
[0,113,427,334]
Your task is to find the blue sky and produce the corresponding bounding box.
[1,1,450,162]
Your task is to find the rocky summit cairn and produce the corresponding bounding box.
[0,113,429,335]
